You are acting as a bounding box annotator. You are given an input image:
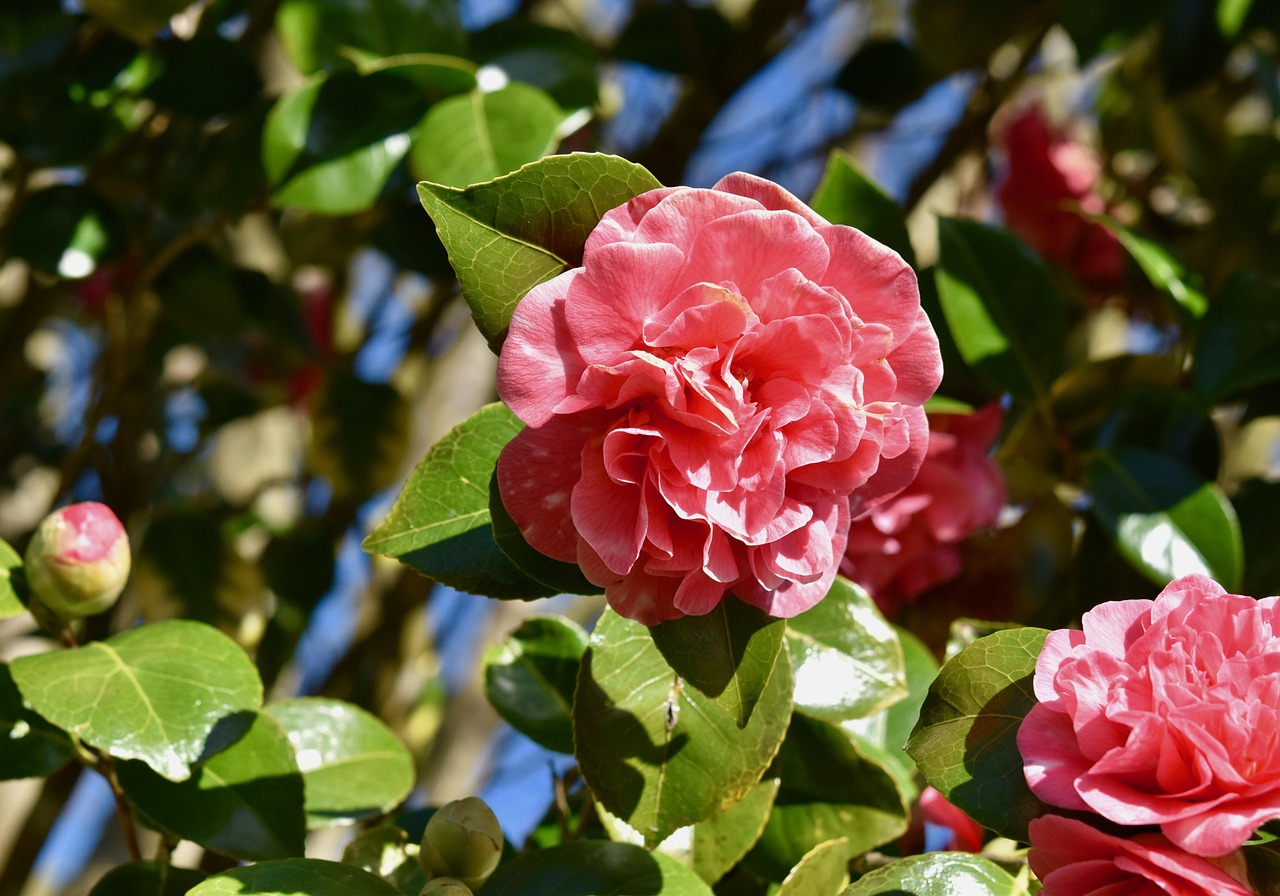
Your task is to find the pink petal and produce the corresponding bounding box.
[498,276,585,427]
[495,418,593,563]
[712,171,828,227]
[1017,703,1093,811]
[572,437,647,575]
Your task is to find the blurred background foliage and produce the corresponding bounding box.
[0,0,1278,891]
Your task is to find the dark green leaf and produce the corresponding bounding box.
[810,152,915,267]
[777,838,849,896]
[341,825,426,895]
[650,598,786,729]
[1096,215,1208,317]
[0,662,74,779]
[81,0,190,42]
[882,627,939,772]
[1087,448,1243,591]
[143,34,261,118]
[1058,0,1169,61]
[265,698,415,828]
[9,184,122,279]
[276,0,467,75]
[410,83,564,188]
[362,403,555,600]
[935,218,1066,400]
[1195,272,1280,402]
[613,5,733,74]
[186,859,403,896]
[10,620,263,781]
[0,539,25,618]
[88,862,205,896]
[417,152,661,347]
[575,609,793,847]
[471,21,600,110]
[835,39,924,110]
[910,0,1041,74]
[478,841,714,896]
[484,616,588,753]
[118,711,305,860]
[905,627,1049,843]
[840,852,1030,896]
[786,577,906,724]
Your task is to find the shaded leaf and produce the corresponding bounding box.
[266,698,415,828]
[276,0,467,75]
[417,152,661,347]
[479,841,714,896]
[81,0,189,42]
[10,620,263,781]
[186,859,402,896]
[88,862,205,896]
[118,711,305,860]
[484,616,588,754]
[341,824,426,895]
[1087,448,1243,591]
[810,152,915,267]
[613,5,732,74]
[911,0,1041,74]
[1096,215,1208,317]
[905,627,1049,843]
[9,184,122,279]
[0,662,74,779]
[650,599,786,730]
[575,609,793,847]
[1195,272,1280,403]
[840,852,1030,896]
[777,838,849,896]
[687,777,779,886]
[0,539,25,619]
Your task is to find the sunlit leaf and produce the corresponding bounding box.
[87,862,205,896]
[186,859,402,896]
[276,0,467,75]
[1095,215,1208,318]
[776,838,849,896]
[1195,272,1280,403]
[0,539,25,619]
[840,852,1031,896]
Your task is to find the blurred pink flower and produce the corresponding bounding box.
[840,403,1004,616]
[496,173,942,624]
[994,105,1125,289]
[1019,575,1280,856]
[1028,815,1254,896]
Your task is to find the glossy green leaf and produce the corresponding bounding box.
[905,627,1049,843]
[1097,216,1208,318]
[410,83,564,188]
[10,620,262,781]
[810,152,915,267]
[881,627,939,776]
[417,152,661,346]
[786,577,906,724]
[650,598,786,730]
[470,20,600,109]
[484,616,588,753]
[935,217,1065,401]
[575,609,793,847]
[0,539,25,618]
[363,402,554,600]
[687,778,779,885]
[265,698,415,828]
[81,0,189,42]
[1195,273,1280,402]
[777,838,849,896]
[1087,448,1243,591]
[87,862,205,896]
[276,0,466,75]
[186,859,403,896]
[0,663,74,779]
[479,841,714,896]
[118,711,305,860]
[263,70,428,215]
[746,714,907,881]
[840,852,1030,896]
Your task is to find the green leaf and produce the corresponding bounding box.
[362,403,554,600]
[81,0,189,42]
[1194,272,1280,403]
[1096,216,1208,318]
[410,83,565,188]
[905,627,1049,843]
[479,841,714,896]
[9,620,263,781]
[276,0,467,75]
[786,577,906,724]
[417,152,661,346]
[746,714,907,881]
[263,70,429,215]
[0,538,25,618]
[9,184,122,279]
[840,852,1030,896]
[650,598,786,730]
[265,697,416,828]
[1218,0,1254,36]
[910,0,1040,74]
[118,711,305,861]
[1057,0,1167,61]
[881,626,939,775]
[777,838,849,896]
[186,858,403,896]
[687,778,779,885]
[935,217,1066,401]
[87,862,205,896]
[0,663,74,779]
[575,609,793,847]
[810,152,915,268]
[1087,448,1243,591]
[484,616,588,754]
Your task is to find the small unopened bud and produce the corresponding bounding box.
[24,502,130,623]
[419,878,473,896]
[418,797,503,890]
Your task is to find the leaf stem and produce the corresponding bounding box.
[100,757,143,862]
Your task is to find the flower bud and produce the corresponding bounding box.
[419,878,473,896]
[24,502,130,623]
[418,797,503,890]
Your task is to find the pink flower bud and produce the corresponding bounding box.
[418,797,503,890]
[24,502,130,622]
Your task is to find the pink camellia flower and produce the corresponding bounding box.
[899,786,985,855]
[24,501,131,621]
[496,173,941,624]
[994,105,1125,289]
[1018,574,1280,856]
[840,403,1004,616]
[1028,815,1255,896]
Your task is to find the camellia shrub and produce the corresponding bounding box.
[1,1,1280,895]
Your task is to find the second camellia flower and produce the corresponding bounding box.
[496,173,942,624]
